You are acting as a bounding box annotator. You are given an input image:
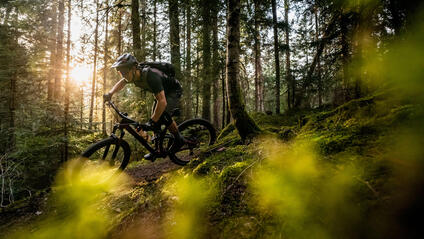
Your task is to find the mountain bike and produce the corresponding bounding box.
[81,100,216,172]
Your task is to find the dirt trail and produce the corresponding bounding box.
[125,159,181,182]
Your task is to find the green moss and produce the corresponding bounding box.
[189,145,251,174]
[278,126,297,141]
[217,123,236,140]
[8,92,418,239]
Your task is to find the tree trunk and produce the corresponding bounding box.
[184,0,192,119]
[195,43,200,118]
[153,0,157,61]
[299,13,338,107]
[284,0,293,109]
[89,0,100,130]
[48,1,58,101]
[271,0,281,114]
[221,64,226,128]
[102,2,109,135]
[168,0,182,122]
[54,0,65,101]
[117,6,122,56]
[8,72,17,151]
[140,0,146,61]
[201,0,211,121]
[315,6,322,107]
[212,0,220,128]
[64,0,72,161]
[340,14,350,101]
[131,0,142,60]
[168,0,181,76]
[254,0,264,112]
[80,86,84,130]
[226,0,260,142]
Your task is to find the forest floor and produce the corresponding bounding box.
[126,159,181,183]
[1,91,422,239]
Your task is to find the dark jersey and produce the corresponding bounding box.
[129,66,182,95]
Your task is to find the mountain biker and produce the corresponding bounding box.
[103,53,184,161]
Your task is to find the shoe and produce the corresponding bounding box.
[144,153,157,162]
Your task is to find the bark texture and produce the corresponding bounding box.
[226,0,260,142]
[184,0,192,119]
[131,0,142,60]
[253,0,264,112]
[54,0,65,100]
[271,0,281,114]
[201,0,211,121]
[284,0,293,109]
[47,1,57,101]
[102,3,109,135]
[89,0,100,130]
[64,0,71,161]
[212,0,220,128]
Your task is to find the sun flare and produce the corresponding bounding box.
[70,65,91,86]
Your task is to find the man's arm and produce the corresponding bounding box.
[108,78,127,96]
[151,90,167,122]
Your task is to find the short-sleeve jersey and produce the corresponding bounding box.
[128,66,182,95]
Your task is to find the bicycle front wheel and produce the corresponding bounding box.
[169,118,216,165]
[81,137,131,172]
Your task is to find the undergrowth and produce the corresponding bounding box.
[1,92,419,239]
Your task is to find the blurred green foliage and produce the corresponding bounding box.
[163,175,216,239]
[9,159,129,239]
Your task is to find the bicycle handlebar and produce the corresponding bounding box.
[105,101,156,132]
[105,101,138,125]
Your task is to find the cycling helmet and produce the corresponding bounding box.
[111,53,138,69]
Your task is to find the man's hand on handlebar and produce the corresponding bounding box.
[103,93,112,103]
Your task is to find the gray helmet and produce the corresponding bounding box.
[111,53,138,69]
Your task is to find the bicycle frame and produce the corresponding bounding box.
[107,101,170,158]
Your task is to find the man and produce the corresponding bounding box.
[103,53,184,161]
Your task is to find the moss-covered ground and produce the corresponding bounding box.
[105,92,420,238]
[1,92,421,239]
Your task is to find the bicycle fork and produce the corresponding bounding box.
[103,124,126,165]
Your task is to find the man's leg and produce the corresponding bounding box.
[167,120,179,134]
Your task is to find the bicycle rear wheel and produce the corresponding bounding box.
[81,137,131,172]
[168,119,216,165]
